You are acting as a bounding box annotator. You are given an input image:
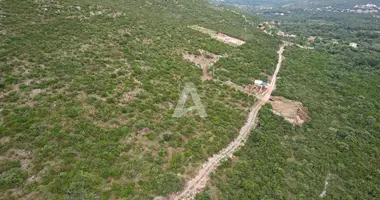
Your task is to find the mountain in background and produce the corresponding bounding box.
[214,0,380,8]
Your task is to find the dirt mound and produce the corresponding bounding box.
[269,96,309,126]
[244,84,268,95]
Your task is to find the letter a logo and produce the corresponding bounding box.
[173,82,207,118]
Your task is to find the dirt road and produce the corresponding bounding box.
[173,42,289,200]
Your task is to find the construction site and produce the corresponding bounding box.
[244,79,310,126]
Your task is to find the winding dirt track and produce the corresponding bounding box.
[173,42,288,200]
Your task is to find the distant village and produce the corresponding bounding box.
[253,3,380,16]
[257,21,360,49]
[306,3,379,14]
[258,22,318,45]
[257,21,297,38]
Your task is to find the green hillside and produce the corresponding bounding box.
[0,0,278,199]
[204,1,380,199]
[208,46,380,199]
[2,0,379,200]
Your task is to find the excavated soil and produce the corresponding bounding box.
[269,96,310,126]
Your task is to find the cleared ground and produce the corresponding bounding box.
[182,50,222,80]
[189,25,246,46]
[269,96,309,126]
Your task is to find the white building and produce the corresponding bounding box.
[349,42,358,48]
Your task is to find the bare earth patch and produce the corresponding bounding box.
[21,192,40,200]
[0,136,10,145]
[189,25,245,46]
[80,44,91,52]
[23,79,40,86]
[30,89,42,97]
[0,149,34,173]
[118,28,132,35]
[269,96,310,126]
[0,84,20,98]
[143,38,153,45]
[244,83,268,96]
[183,49,222,80]
[120,88,143,104]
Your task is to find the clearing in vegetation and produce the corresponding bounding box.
[269,96,309,126]
[183,50,222,80]
[189,25,246,46]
